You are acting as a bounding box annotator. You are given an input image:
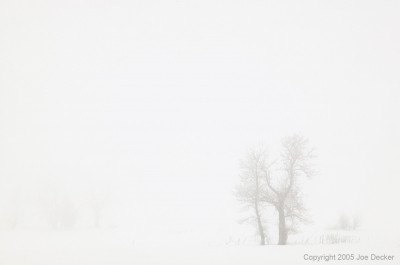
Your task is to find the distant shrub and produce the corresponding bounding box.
[319,233,360,244]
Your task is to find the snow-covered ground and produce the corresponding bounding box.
[1,230,399,265]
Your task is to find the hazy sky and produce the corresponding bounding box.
[1,0,399,244]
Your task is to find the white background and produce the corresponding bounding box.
[1,0,399,255]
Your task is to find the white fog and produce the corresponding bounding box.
[1,0,399,264]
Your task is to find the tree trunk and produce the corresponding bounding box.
[255,204,265,245]
[278,206,287,245]
[94,211,100,228]
[94,215,99,228]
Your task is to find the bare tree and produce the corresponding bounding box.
[351,214,362,230]
[263,135,315,245]
[59,196,78,229]
[335,213,362,231]
[337,213,352,230]
[89,192,109,228]
[235,147,269,245]
[40,190,78,230]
